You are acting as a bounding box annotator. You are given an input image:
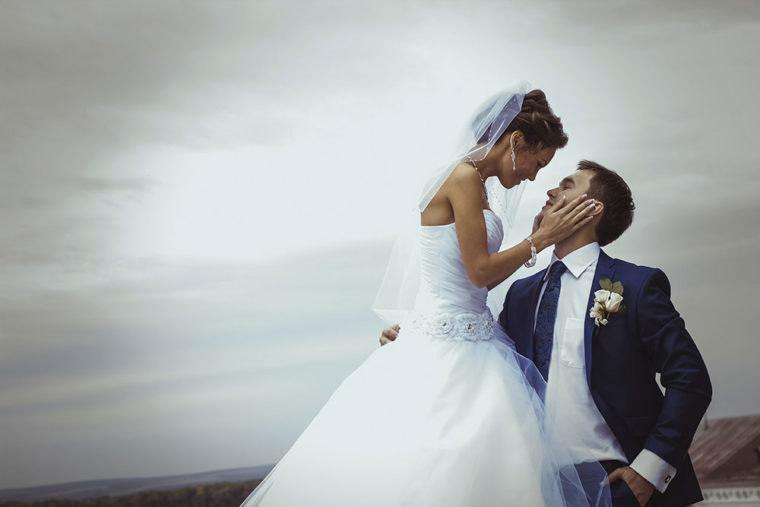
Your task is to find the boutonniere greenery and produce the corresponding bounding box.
[589,279,626,336]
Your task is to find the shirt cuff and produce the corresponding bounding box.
[630,448,677,493]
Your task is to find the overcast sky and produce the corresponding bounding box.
[1,0,759,490]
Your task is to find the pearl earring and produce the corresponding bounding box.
[511,148,516,172]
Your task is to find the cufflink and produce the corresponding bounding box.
[664,475,671,483]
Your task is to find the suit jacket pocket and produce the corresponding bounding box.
[559,317,585,369]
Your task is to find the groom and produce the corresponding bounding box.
[380,161,711,507]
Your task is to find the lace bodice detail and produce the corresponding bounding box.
[411,209,504,317]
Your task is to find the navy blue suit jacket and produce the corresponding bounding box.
[498,250,711,507]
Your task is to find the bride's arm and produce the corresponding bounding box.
[446,164,593,289]
[486,212,544,290]
[486,277,510,292]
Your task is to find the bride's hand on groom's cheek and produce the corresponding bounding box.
[379,324,400,346]
[607,466,655,507]
[532,212,544,235]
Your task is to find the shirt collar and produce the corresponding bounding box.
[544,242,601,281]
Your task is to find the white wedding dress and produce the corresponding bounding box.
[241,210,609,506]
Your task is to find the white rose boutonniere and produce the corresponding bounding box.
[589,279,626,335]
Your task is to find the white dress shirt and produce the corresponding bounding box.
[529,242,676,493]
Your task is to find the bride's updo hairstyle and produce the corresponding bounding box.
[477,89,568,151]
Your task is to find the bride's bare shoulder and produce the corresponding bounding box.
[422,162,479,222]
[444,162,480,190]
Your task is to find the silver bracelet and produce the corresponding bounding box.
[524,236,537,268]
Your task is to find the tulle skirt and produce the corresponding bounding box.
[241,318,611,506]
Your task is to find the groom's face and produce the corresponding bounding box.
[540,169,597,217]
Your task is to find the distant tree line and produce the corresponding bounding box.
[0,479,263,507]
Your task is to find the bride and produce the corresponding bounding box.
[241,86,611,506]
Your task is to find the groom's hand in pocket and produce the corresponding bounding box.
[608,466,655,507]
[379,324,400,346]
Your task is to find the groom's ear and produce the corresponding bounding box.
[589,199,604,218]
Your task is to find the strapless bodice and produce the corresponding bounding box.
[411,209,504,316]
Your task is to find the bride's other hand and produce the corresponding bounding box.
[379,324,400,346]
[531,193,597,250]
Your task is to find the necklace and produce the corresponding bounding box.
[466,155,489,205]
[465,155,486,185]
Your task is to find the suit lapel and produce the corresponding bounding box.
[583,249,616,387]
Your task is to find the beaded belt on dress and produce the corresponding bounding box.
[405,309,494,342]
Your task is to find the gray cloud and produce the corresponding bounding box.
[0,242,388,486]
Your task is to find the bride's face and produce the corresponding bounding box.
[513,145,556,182]
[495,134,556,188]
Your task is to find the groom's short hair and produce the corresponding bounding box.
[578,160,635,246]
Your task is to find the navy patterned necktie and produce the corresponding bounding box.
[533,261,567,380]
